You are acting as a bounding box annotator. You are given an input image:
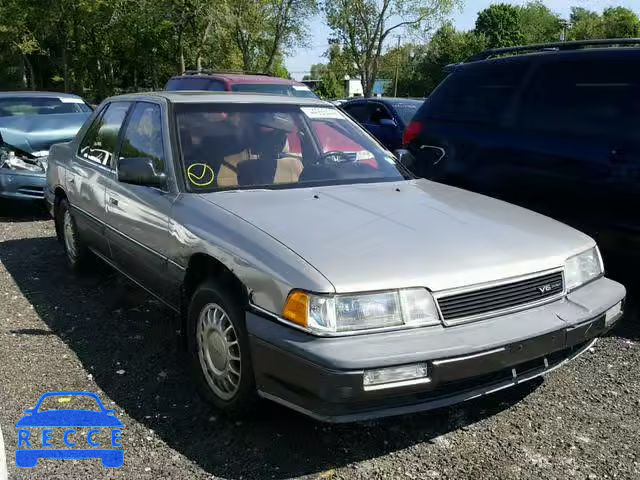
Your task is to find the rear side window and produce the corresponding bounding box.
[165,77,226,91]
[517,58,640,140]
[78,102,131,168]
[425,62,527,125]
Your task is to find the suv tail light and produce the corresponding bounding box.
[403,121,423,147]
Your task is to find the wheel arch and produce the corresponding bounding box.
[182,253,249,312]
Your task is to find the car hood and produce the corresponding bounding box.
[202,179,594,293]
[0,113,90,154]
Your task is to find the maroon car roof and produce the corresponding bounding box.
[172,73,305,85]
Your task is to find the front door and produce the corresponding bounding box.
[104,101,176,299]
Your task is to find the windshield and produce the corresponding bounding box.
[230,83,317,98]
[393,102,422,125]
[176,104,410,192]
[0,96,91,117]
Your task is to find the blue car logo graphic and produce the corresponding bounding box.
[15,391,123,468]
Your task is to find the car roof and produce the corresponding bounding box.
[455,46,640,71]
[107,91,332,106]
[169,73,306,86]
[343,97,424,106]
[0,91,85,99]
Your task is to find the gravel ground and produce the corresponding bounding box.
[0,206,639,480]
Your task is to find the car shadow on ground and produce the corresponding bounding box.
[1,235,636,479]
[0,200,49,223]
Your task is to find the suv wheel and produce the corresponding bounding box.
[187,279,257,415]
[57,199,89,271]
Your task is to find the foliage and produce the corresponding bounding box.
[475,3,524,48]
[518,1,563,44]
[324,0,460,97]
[303,43,354,98]
[0,0,318,101]
[569,6,640,40]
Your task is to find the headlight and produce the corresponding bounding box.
[282,288,441,335]
[564,247,603,291]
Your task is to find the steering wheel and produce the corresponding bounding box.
[318,150,356,165]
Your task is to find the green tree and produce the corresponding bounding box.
[475,3,524,48]
[602,7,640,38]
[405,23,485,97]
[226,0,318,74]
[518,1,563,44]
[568,7,603,40]
[324,0,460,97]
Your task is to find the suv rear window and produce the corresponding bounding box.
[425,61,527,126]
[165,77,226,91]
[517,57,640,140]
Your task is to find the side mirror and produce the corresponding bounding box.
[394,149,415,168]
[118,157,166,187]
[23,408,35,414]
[378,118,397,127]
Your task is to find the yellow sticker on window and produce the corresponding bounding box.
[187,163,215,187]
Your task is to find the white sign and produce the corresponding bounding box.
[301,107,345,120]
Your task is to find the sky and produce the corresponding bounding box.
[285,0,640,80]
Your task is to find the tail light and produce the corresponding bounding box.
[402,121,423,147]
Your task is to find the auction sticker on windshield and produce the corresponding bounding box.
[301,107,345,120]
[14,391,123,469]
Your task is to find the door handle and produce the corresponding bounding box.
[108,197,118,206]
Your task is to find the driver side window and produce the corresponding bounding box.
[119,102,165,173]
[368,104,393,125]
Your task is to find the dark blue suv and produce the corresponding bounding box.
[403,39,640,260]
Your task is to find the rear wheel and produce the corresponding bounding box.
[187,279,257,415]
[57,198,90,272]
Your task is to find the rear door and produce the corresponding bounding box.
[67,101,131,256]
[104,101,177,300]
[508,54,640,235]
[408,60,529,184]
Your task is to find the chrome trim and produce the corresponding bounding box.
[434,268,566,327]
[104,222,165,260]
[363,377,431,392]
[70,204,103,225]
[72,203,168,262]
[168,258,186,271]
[432,347,506,366]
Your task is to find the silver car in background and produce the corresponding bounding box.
[0,92,91,202]
[46,92,626,422]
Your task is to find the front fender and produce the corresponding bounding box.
[169,195,335,314]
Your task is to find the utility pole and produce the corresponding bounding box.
[393,35,401,97]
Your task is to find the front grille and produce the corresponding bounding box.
[437,271,564,322]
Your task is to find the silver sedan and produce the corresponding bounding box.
[46,92,626,422]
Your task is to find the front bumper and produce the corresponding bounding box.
[0,170,46,200]
[247,277,626,422]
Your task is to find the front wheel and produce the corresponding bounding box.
[187,279,257,415]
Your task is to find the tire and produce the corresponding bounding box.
[56,198,90,272]
[187,279,257,416]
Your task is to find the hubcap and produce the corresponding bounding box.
[63,210,77,262]
[197,303,241,400]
